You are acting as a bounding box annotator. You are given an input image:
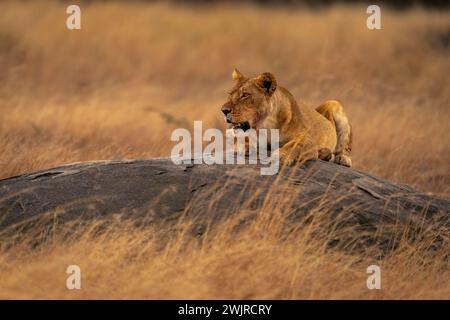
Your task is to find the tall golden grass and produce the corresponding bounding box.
[0,1,449,299]
[1,198,449,299]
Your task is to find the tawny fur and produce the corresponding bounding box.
[222,69,352,167]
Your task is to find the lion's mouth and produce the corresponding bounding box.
[232,121,251,132]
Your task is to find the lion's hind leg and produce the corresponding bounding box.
[316,100,352,167]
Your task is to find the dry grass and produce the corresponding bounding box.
[0,207,449,300]
[0,0,449,299]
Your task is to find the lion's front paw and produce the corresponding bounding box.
[334,154,352,167]
[279,155,297,166]
[279,149,317,167]
[318,148,333,161]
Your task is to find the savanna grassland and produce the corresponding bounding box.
[0,0,449,299]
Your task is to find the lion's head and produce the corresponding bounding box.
[221,69,277,132]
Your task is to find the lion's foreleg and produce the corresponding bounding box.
[278,136,318,166]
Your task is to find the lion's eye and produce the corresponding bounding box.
[240,92,250,100]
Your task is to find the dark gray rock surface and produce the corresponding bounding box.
[1,158,449,250]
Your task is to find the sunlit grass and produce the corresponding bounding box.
[0,0,449,299]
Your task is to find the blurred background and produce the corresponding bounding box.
[0,0,449,196]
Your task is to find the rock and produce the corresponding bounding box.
[0,158,449,252]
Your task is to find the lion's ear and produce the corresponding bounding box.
[232,68,244,81]
[256,72,277,96]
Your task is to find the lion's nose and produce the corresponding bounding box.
[221,106,231,116]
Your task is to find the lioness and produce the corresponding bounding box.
[221,69,352,166]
